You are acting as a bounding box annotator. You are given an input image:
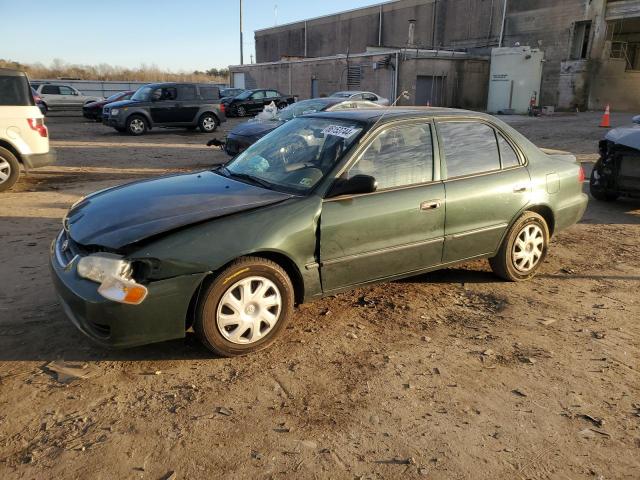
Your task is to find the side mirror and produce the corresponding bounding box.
[327,174,377,198]
[632,115,640,125]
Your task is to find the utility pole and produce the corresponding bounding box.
[240,0,244,65]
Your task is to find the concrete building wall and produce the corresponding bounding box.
[254,0,640,110]
[230,53,489,111]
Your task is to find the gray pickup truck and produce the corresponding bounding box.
[103,82,226,135]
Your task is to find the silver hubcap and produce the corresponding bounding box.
[512,224,544,272]
[130,118,144,133]
[0,157,10,184]
[238,107,245,116]
[216,276,282,344]
[202,116,216,131]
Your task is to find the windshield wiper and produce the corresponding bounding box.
[227,171,277,190]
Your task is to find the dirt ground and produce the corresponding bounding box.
[1,111,639,480]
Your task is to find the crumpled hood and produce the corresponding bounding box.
[230,120,283,138]
[66,171,292,250]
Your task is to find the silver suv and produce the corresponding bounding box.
[32,83,103,109]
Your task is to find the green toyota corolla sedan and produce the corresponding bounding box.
[50,108,588,356]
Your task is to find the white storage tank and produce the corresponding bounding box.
[487,46,544,114]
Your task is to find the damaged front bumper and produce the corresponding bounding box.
[49,233,207,348]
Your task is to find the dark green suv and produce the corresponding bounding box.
[103,82,226,135]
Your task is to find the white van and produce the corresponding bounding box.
[0,68,56,192]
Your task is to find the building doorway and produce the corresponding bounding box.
[416,75,446,106]
[311,78,319,98]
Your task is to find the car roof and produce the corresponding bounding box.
[142,82,220,88]
[305,107,495,124]
[333,91,374,95]
[0,68,28,77]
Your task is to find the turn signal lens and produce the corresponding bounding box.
[578,165,585,183]
[97,276,148,305]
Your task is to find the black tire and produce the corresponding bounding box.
[194,257,294,357]
[198,113,218,133]
[277,102,287,109]
[589,167,618,201]
[126,115,148,136]
[0,147,20,192]
[236,105,247,117]
[489,212,550,282]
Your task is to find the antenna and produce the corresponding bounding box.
[368,90,410,133]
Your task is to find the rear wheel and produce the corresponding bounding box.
[0,147,20,192]
[194,257,294,357]
[126,115,147,136]
[236,105,247,117]
[489,212,549,281]
[198,113,218,133]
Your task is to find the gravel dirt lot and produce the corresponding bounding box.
[1,111,639,480]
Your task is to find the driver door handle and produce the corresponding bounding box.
[420,199,442,211]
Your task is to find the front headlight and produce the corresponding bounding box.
[77,254,148,305]
[77,254,131,284]
[111,108,120,116]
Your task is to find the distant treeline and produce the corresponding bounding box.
[0,59,229,83]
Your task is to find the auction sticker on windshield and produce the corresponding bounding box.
[322,125,359,138]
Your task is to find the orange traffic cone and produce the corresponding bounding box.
[599,104,611,128]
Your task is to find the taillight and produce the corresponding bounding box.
[578,165,585,183]
[27,118,48,137]
[219,103,225,114]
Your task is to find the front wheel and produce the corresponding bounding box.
[198,113,218,133]
[0,147,20,192]
[489,212,549,281]
[126,115,148,136]
[194,257,294,357]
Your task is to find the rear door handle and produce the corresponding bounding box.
[420,200,442,211]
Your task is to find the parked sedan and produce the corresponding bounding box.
[50,108,587,357]
[222,89,295,117]
[330,90,389,105]
[83,90,135,121]
[223,97,379,156]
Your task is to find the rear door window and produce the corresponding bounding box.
[438,121,501,178]
[177,85,197,100]
[41,85,60,95]
[59,86,75,95]
[199,86,220,100]
[266,90,279,98]
[497,132,521,168]
[0,75,34,106]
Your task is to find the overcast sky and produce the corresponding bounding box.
[1,0,382,71]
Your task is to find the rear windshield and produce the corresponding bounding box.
[0,75,35,106]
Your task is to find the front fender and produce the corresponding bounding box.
[129,195,324,301]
